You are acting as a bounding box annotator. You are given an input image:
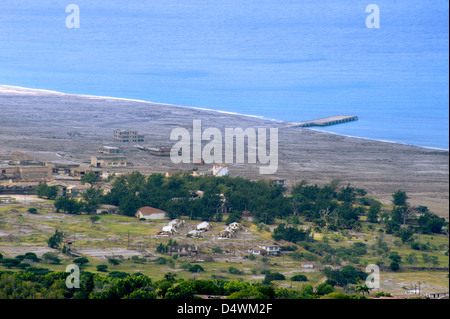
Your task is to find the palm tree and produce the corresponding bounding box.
[356,284,372,295]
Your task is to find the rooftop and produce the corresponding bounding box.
[137,206,166,215]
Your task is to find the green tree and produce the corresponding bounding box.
[73,257,89,268]
[188,264,204,273]
[27,207,38,214]
[165,281,195,299]
[89,215,101,224]
[337,202,359,221]
[54,196,83,215]
[96,264,108,272]
[108,258,120,267]
[399,227,414,243]
[390,261,400,271]
[42,252,61,264]
[355,284,372,295]
[35,184,58,200]
[337,184,356,203]
[418,212,446,234]
[291,274,308,282]
[316,283,335,296]
[367,201,381,223]
[47,230,66,249]
[81,171,100,185]
[389,252,402,263]
[81,187,104,213]
[392,190,408,206]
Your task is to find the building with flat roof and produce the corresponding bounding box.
[91,155,127,168]
[0,165,52,182]
[97,146,124,155]
[148,147,171,156]
[113,130,145,143]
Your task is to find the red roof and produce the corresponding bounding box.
[137,206,166,215]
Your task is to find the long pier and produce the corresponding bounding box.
[284,115,358,128]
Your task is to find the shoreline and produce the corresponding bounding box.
[0,84,282,123]
[2,84,447,152]
[306,128,450,152]
[0,83,448,218]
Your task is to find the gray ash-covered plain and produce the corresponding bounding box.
[0,85,448,218]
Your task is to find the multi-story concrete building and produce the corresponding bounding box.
[113,130,145,143]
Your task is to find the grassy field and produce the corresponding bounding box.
[0,200,448,295]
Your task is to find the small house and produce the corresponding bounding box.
[425,291,449,299]
[96,204,119,214]
[248,247,266,256]
[258,244,280,255]
[136,206,168,220]
[168,245,198,256]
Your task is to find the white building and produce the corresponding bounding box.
[258,244,280,255]
[248,245,280,256]
[136,206,168,220]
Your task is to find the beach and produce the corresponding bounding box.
[0,85,448,218]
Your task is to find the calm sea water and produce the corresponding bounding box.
[0,0,448,149]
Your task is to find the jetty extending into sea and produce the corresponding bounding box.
[284,115,358,128]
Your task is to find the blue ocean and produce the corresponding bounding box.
[0,0,448,149]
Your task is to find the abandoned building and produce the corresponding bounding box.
[90,155,127,168]
[168,244,199,257]
[0,164,53,182]
[96,204,120,214]
[168,218,185,230]
[97,146,124,155]
[148,147,171,156]
[196,221,212,232]
[187,230,203,238]
[113,129,145,143]
[69,167,102,179]
[218,222,243,239]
